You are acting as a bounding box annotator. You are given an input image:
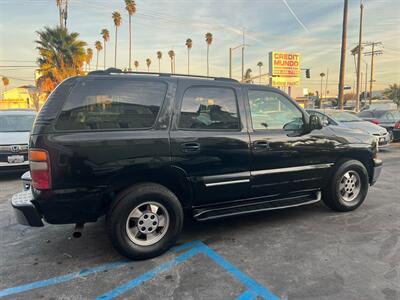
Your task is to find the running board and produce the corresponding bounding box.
[193,191,321,221]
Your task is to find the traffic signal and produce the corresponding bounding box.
[306,69,310,78]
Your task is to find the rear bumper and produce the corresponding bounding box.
[11,191,43,227]
[371,158,383,186]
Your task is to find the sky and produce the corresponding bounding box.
[0,0,399,97]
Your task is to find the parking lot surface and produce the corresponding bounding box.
[1,144,399,300]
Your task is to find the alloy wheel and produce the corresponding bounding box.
[125,201,170,246]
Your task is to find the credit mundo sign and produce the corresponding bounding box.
[269,51,301,77]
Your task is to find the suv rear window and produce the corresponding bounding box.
[56,79,167,130]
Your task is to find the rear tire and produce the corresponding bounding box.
[323,159,369,212]
[107,183,183,260]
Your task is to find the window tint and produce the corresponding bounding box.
[248,90,303,130]
[56,79,167,130]
[178,87,240,130]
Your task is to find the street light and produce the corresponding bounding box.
[320,72,326,107]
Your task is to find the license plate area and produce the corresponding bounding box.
[7,155,25,164]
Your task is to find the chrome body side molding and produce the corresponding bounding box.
[251,163,334,176]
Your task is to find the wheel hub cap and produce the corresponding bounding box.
[339,170,361,202]
[125,201,170,246]
[137,213,159,234]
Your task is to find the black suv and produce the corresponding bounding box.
[12,69,382,259]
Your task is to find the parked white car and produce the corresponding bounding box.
[307,109,391,148]
[0,109,36,171]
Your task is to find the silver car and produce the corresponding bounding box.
[0,109,36,171]
[307,109,390,148]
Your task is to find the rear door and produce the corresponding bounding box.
[170,80,251,206]
[244,87,336,198]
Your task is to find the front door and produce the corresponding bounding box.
[245,88,335,198]
[170,81,251,207]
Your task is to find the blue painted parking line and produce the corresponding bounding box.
[96,247,202,299]
[96,241,279,300]
[0,260,130,298]
[236,289,258,300]
[0,240,280,299]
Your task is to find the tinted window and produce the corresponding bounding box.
[56,79,167,130]
[248,90,303,130]
[178,87,240,130]
[0,114,35,132]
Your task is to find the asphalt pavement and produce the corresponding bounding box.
[0,144,399,300]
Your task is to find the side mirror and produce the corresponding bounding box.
[309,115,323,130]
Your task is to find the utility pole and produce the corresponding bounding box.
[325,68,329,100]
[355,1,363,112]
[241,29,245,82]
[229,48,232,78]
[229,29,249,81]
[365,62,368,102]
[364,41,383,105]
[338,0,348,110]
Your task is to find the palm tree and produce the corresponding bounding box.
[2,76,10,93]
[383,83,400,108]
[101,29,110,69]
[244,68,252,83]
[55,0,63,28]
[205,32,213,76]
[168,50,175,74]
[36,27,86,95]
[320,72,326,100]
[112,11,122,68]
[85,48,93,71]
[95,41,103,70]
[125,0,136,70]
[156,51,162,73]
[146,58,152,72]
[134,60,139,71]
[257,61,263,84]
[185,38,193,75]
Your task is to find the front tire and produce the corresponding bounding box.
[107,183,183,260]
[323,159,369,212]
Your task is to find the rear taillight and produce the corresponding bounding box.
[370,119,380,125]
[395,121,400,129]
[29,149,51,190]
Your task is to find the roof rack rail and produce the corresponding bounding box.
[87,68,238,83]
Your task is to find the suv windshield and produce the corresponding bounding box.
[0,114,35,132]
[328,111,363,122]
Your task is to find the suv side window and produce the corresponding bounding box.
[248,90,303,130]
[56,79,167,131]
[178,86,240,130]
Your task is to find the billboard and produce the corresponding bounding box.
[269,52,301,87]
